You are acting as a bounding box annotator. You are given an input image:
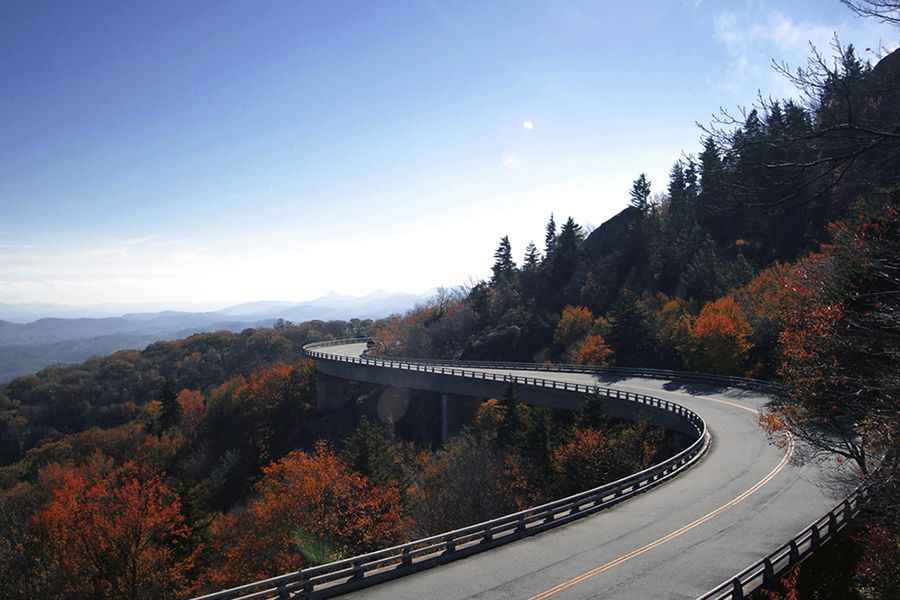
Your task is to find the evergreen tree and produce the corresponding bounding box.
[560,217,581,251]
[521,242,541,300]
[469,281,492,329]
[605,290,653,366]
[698,137,725,236]
[684,157,699,203]
[668,160,697,228]
[523,242,539,271]
[340,418,400,486]
[668,160,687,207]
[491,236,516,286]
[629,173,652,212]
[543,214,557,263]
[497,383,526,450]
[545,217,583,308]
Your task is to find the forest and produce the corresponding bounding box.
[0,316,673,598]
[370,38,900,599]
[2,9,900,600]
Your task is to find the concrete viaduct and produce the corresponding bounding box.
[193,339,859,600]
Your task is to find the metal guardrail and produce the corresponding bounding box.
[307,337,783,394]
[191,339,709,600]
[698,485,872,600]
[295,338,870,600]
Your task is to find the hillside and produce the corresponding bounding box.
[0,291,428,382]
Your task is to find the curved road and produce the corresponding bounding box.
[315,342,839,599]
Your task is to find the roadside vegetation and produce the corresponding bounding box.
[2,3,899,598]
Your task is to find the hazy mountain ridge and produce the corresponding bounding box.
[0,290,430,382]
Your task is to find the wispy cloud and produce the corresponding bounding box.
[710,7,898,98]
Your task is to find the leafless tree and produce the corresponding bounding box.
[699,33,900,212]
[841,0,900,24]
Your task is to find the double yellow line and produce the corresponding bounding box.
[528,397,793,600]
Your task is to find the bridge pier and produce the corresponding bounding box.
[439,393,482,442]
[316,372,353,412]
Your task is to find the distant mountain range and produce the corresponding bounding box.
[0,290,430,383]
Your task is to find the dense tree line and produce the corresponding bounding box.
[0,350,671,598]
[370,41,900,599]
[3,5,899,598]
[0,319,374,466]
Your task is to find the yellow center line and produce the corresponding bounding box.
[527,392,790,600]
[693,395,760,415]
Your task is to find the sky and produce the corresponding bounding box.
[2,0,897,308]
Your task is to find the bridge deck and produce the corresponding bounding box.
[317,343,839,600]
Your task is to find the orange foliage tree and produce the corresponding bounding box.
[33,461,195,600]
[550,425,660,497]
[730,262,799,376]
[371,308,437,357]
[205,442,408,590]
[554,305,594,351]
[202,360,316,500]
[652,296,694,367]
[473,398,506,438]
[370,289,473,359]
[688,296,753,374]
[571,334,614,366]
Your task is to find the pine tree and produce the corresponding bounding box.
[667,160,689,228]
[521,242,540,300]
[606,290,653,366]
[543,214,557,263]
[629,173,652,212]
[698,136,725,236]
[497,383,526,450]
[549,218,583,302]
[684,157,699,202]
[557,218,582,256]
[491,235,516,286]
[523,242,539,271]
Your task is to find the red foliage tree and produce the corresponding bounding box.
[176,389,205,436]
[550,425,660,497]
[33,461,195,600]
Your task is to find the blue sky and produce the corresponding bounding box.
[2,1,897,307]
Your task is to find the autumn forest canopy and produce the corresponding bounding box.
[3,8,900,600]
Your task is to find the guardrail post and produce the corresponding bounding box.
[277,582,290,600]
[763,556,775,583]
[811,525,821,548]
[789,539,800,563]
[402,546,412,567]
[732,578,744,600]
[828,512,838,536]
[353,560,364,580]
[517,517,527,535]
[446,537,456,553]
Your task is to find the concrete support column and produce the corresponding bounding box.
[317,372,351,413]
